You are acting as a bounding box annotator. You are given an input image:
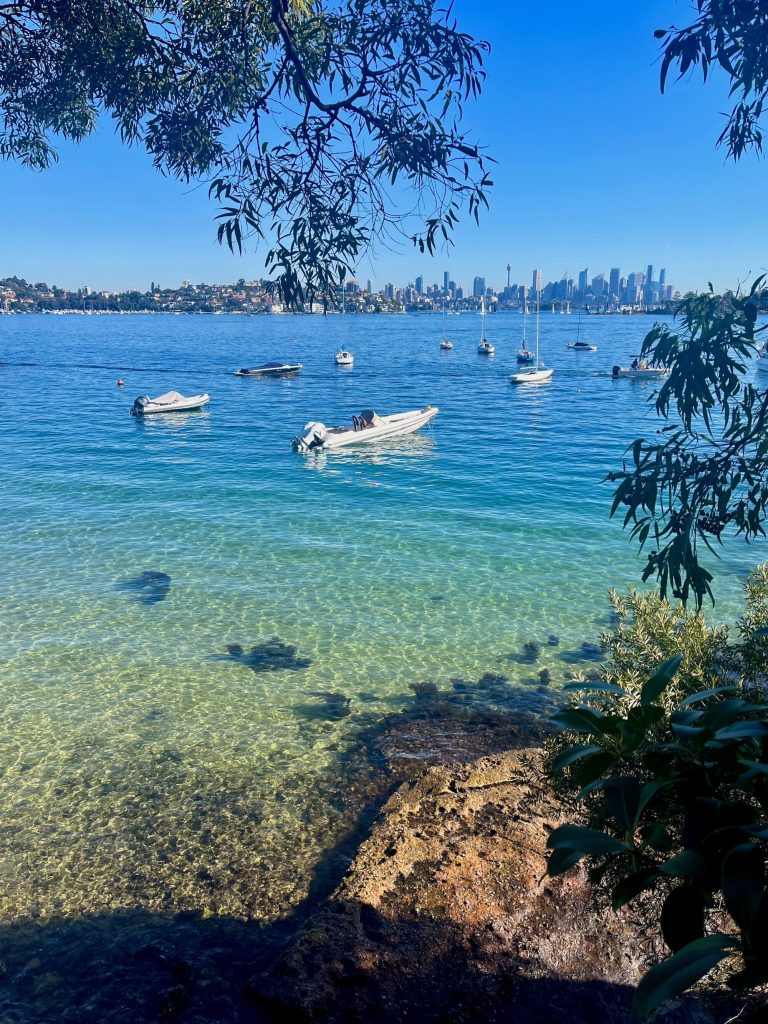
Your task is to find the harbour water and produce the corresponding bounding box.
[0,311,762,925]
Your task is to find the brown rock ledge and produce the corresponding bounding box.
[252,747,714,1024]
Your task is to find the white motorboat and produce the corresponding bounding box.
[510,295,553,384]
[293,406,438,453]
[757,346,768,373]
[612,363,670,380]
[335,349,354,366]
[440,338,453,350]
[130,390,209,415]
[234,361,302,377]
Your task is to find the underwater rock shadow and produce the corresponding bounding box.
[116,570,171,606]
[557,642,606,665]
[215,637,312,674]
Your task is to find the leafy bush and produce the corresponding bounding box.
[545,570,768,1017]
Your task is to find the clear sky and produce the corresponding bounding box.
[0,0,764,295]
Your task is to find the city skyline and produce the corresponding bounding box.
[0,0,765,295]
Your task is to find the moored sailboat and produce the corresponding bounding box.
[510,294,553,384]
[477,297,495,355]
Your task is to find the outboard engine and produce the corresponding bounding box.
[293,421,328,452]
[130,395,151,415]
[611,365,620,378]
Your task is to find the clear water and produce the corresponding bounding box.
[0,311,762,923]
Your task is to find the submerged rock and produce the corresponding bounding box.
[310,692,352,719]
[117,570,171,605]
[522,641,541,662]
[223,637,311,673]
[538,668,551,686]
[547,634,560,646]
[409,681,439,702]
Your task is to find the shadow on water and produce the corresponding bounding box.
[115,571,172,605]
[213,638,312,673]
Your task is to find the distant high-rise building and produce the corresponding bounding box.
[473,276,486,298]
[443,271,449,292]
[592,274,606,298]
[659,268,667,290]
[609,268,620,299]
[532,269,542,297]
[578,269,588,296]
[644,264,655,304]
[448,280,457,294]
[415,275,423,295]
[507,264,511,292]
[366,278,372,294]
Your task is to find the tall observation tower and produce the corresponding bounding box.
[506,263,511,295]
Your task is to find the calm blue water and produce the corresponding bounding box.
[0,310,762,922]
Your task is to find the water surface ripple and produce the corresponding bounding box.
[0,311,762,921]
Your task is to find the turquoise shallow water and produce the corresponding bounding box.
[0,310,763,922]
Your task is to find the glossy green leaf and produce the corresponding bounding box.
[633,936,735,1019]
[640,654,683,707]
[722,844,765,931]
[547,824,627,856]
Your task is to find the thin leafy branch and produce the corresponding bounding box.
[0,0,491,305]
[607,278,768,608]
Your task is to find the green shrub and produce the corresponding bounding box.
[545,567,768,1017]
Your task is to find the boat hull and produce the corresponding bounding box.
[234,364,302,376]
[612,368,670,380]
[510,368,553,384]
[295,407,438,452]
[132,394,210,414]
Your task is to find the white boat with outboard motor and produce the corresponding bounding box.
[293,406,438,453]
[234,361,302,377]
[757,346,768,373]
[335,349,354,366]
[130,391,210,415]
[439,338,453,350]
[611,363,670,380]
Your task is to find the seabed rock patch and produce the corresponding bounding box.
[223,637,312,673]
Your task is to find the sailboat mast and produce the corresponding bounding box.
[535,293,540,366]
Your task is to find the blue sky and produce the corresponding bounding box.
[0,0,764,294]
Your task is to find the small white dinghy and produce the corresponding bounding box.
[611,363,670,380]
[130,390,209,415]
[757,346,768,374]
[440,338,453,350]
[335,349,354,366]
[293,406,438,453]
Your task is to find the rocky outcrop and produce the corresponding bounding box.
[254,748,711,1024]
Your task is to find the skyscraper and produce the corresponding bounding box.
[659,268,666,289]
[443,271,449,292]
[415,275,423,295]
[532,269,542,297]
[578,269,588,296]
[609,268,620,300]
[473,276,486,298]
